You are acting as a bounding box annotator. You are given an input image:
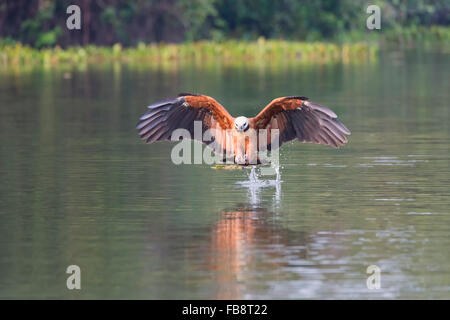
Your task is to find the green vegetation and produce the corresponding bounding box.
[384,25,450,45]
[0,0,448,68]
[0,40,378,68]
[1,0,448,46]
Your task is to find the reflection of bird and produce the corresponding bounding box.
[209,206,279,299]
[137,93,350,165]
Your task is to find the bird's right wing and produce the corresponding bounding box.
[136,93,234,155]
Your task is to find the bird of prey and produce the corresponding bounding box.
[136,93,350,165]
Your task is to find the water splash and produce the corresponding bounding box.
[274,165,281,183]
[236,165,282,206]
[248,166,260,184]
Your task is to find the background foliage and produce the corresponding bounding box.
[0,0,448,47]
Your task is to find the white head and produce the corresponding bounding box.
[234,116,249,132]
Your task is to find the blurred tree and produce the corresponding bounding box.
[0,0,448,46]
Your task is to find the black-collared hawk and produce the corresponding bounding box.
[136,93,350,165]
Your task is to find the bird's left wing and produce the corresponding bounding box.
[137,93,234,151]
[250,96,351,149]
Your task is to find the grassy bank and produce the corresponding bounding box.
[1,26,449,69]
[0,40,377,69]
[383,25,450,48]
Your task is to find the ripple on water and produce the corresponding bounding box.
[407,212,433,215]
[357,155,429,168]
[375,198,415,201]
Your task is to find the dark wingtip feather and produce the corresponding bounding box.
[178,92,200,97]
[343,127,351,135]
[286,96,309,101]
[139,112,152,121]
[305,101,337,118]
[146,97,182,110]
[334,119,351,135]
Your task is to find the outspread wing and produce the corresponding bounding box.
[136,93,234,153]
[250,96,351,149]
